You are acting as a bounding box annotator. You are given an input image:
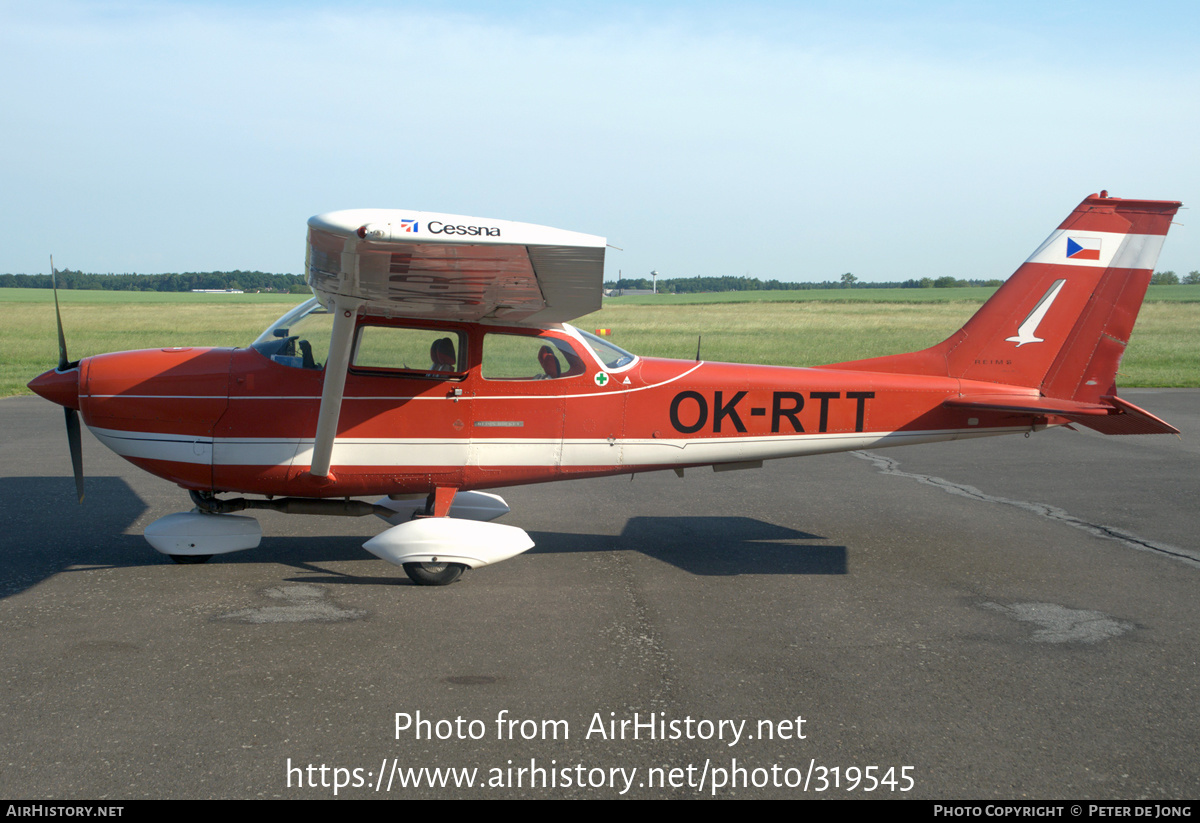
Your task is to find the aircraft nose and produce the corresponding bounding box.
[28,366,81,410]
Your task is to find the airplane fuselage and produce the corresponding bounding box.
[69,318,1034,500]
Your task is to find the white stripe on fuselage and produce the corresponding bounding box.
[89,426,1031,471]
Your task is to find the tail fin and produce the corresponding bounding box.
[827,192,1181,404]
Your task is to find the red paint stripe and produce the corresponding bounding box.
[1057,195,1180,236]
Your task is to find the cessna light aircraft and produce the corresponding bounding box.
[28,192,1181,585]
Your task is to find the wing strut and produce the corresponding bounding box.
[308,294,363,478]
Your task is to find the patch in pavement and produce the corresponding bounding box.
[983,601,1133,643]
[220,584,366,623]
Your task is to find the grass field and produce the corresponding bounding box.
[576,299,1199,387]
[2,290,303,397]
[3,286,1197,396]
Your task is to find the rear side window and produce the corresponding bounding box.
[482,333,584,380]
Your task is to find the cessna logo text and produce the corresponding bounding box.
[428,221,501,237]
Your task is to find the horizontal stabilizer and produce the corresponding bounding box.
[1089,395,1180,435]
[945,394,1178,435]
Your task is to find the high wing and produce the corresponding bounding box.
[303,209,606,478]
[306,209,606,325]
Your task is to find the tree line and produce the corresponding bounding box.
[1150,271,1200,285]
[0,270,309,293]
[608,271,1200,292]
[607,274,1006,292]
[4,268,1195,294]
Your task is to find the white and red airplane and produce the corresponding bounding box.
[28,192,1181,585]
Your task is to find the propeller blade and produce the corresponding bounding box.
[64,406,84,502]
[51,256,71,371]
[50,256,83,500]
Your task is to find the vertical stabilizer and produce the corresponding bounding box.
[824,192,1181,402]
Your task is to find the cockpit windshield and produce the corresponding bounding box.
[251,297,332,369]
[572,326,637,369]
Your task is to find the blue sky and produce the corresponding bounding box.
[3,1,1197,282]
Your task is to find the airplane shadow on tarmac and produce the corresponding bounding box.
[529,517,847,577]
[0,477,151,599]
[0,475,374,598]
[1,478,847,598]
[272,518,847,587]
[245,516,848,585]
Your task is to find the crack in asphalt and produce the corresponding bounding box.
[851,451,1200,569]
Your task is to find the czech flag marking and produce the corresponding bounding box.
[1066,237,1101,261]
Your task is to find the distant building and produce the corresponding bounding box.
[191,289,245,293]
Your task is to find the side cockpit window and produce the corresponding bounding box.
[251,298,332,369]
[482,333,584,380]
[352,325,465,378]
[574,327,636,369]
[252,299,468,378]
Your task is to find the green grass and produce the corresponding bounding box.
[2,290,309,397]
[577,299,1200,387]
[4,286,1198,396]
[1140,284,1200,302]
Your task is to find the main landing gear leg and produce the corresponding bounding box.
[403,487,467,587]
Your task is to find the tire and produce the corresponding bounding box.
[169,554,213,565]
[403,562,465,586]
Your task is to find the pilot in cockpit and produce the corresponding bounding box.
[430,337,456,372]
